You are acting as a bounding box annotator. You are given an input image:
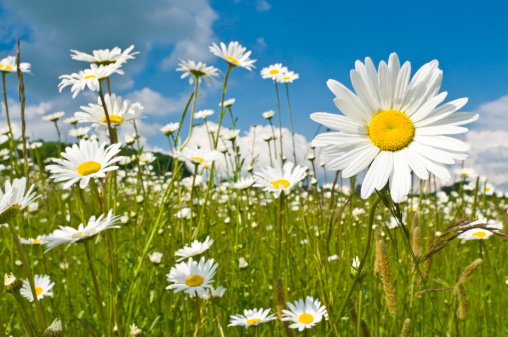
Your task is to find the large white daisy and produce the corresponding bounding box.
[75,93,144,132]
[46,139,123,189]
[209,42,256,71]
[228,308,277,328]
[253,161,306,198]
[282,296,328,331]
[70,45,138,65]
[20,275,54,302]
[311,53,478,202]
[166,257,218,296]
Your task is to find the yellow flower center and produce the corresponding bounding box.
[77,161,102,176]
[368,110,415,151]
[185,275,204,287]
[33,239,42,243]
[298,313,314,324]
[282,77,290,80]
[460,173,468,177]
[191,157,205,163]
[472,231,486,238]
[272,179,290,189]
[84,75,96,80]
[102,115,124,124]
[0,64,13,70]
[35,287,43,296]
[246,318,261,325]
[269,69,279,75]
[226,56,239,64]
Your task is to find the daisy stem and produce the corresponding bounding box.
[7,221,47,333]
[12,292,36,337]
[335,196,380,325]
[274,81,283,161]
[213,65,233,149]
[189,163,199,237]
[212,302,225,337]
[284,83,296,164]
[357,289,362,337]
[181,79,200,150]
[98,84,116,145]
[90,178,104,214]
[194,296,202,337]
[2,71,19,178]
[53,121,61,157]
[84,241,108,336]
[276,193,285,277]
[266,141,273,167]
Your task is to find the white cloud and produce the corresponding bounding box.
[256,37,267,50]
[473,94,508,131]
[126,88,190,116]
[255,0,272,12]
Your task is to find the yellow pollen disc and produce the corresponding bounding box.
[246,318,261,325]
[102,115,124,124]
[299,313,314,324]
[84,75,96,80]
[33,239,41,243]
[269,69,279,75]
[191,157,205,163]
[368,110,415,151]
[77,161,102,176]
[272,179,290,190]
[460,173,468,177]
[0,64,13,70]
[472,232,486,238]
[35,287,43,296]
[185,275,204,287]
[283,77,290,80]
[226,56,239,64]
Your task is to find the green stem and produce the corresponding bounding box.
[213,66,233,149]
[285,83,297,164]
[98,83,116,145]
[181,79,200,149]
[84,241,108,336]
[274,81,283,161]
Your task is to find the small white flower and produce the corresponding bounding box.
[262,110,275,120]
[166,257,218,296]
[239,257,248,269]
[20,275,54,302]
[174,236,213,262]
[209,41,256,70]
[148,252,163,264]
[282,296,328,331]
[42,112,65,122]
[228,308,276,328]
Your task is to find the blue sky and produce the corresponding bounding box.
[1,0,508,182]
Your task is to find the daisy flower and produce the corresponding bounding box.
[177,60,220,86]
[20,275,54,302]
[161,123,179,136]
[458,228,494,241]
[42,112,65,122]
[209,41,256,70]
[75,93,144,132]
[44,319,63,336]
[71,45,138,66]
[46,139,123,189]
[43,210,121,252]
[454,168,477,180]
[228,308,277,328]
[311,53,478,202]
[253,161,307,198]
[222,129,240,141]
[166,257,218,296]
[0,56,31,74]
[148,252,163,265]
[20,234,47,245]
[282,296,328,331]
[233,177,255,189]
[69,127,91,140]
[173,147,221,168]
[58,63,123,98]
[218,98,236,108]
[194,109,215,119]
[210,285,227,298]
[260,63,288,80]
[262,110,275,120]
[64,116,80,125]
[277,70,299,83]
[0,177,39,220]
[174,236,214,262]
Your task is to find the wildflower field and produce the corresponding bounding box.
[0,41,507,337]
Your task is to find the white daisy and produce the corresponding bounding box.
[64,116,80,125]
[43,210,121,252]
[139,152,156,166]
[282,296,328,331]
[161,123,179,136]
[0,177,39,218]
[59,63,124,98]
[176,60,220,86]
[69,127,91,139]
[458,228,494,241]
[42,112,65,122]
[148,252,163,264]
[253,161,306,198]
[233,177,255,189]
[454,168,477,180]
[0,56,31,74]
[166,257,218,296]
[260,63,288,80]
[221,129,240,141]
[75,93,144,132]
[228,308,277,328]
[311,53,479,202]
[194,109,215,119]
[277,70,299,83]
[262,110,275,120]
[218,98,236,108]
[20,234,47,245]
[174,236,214,262]
[209,41,256,70]
[210,285,227,298]
[20,275,54,302]
[173,147,221,168]
[46,139,123,189]
[70,45,138,66]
